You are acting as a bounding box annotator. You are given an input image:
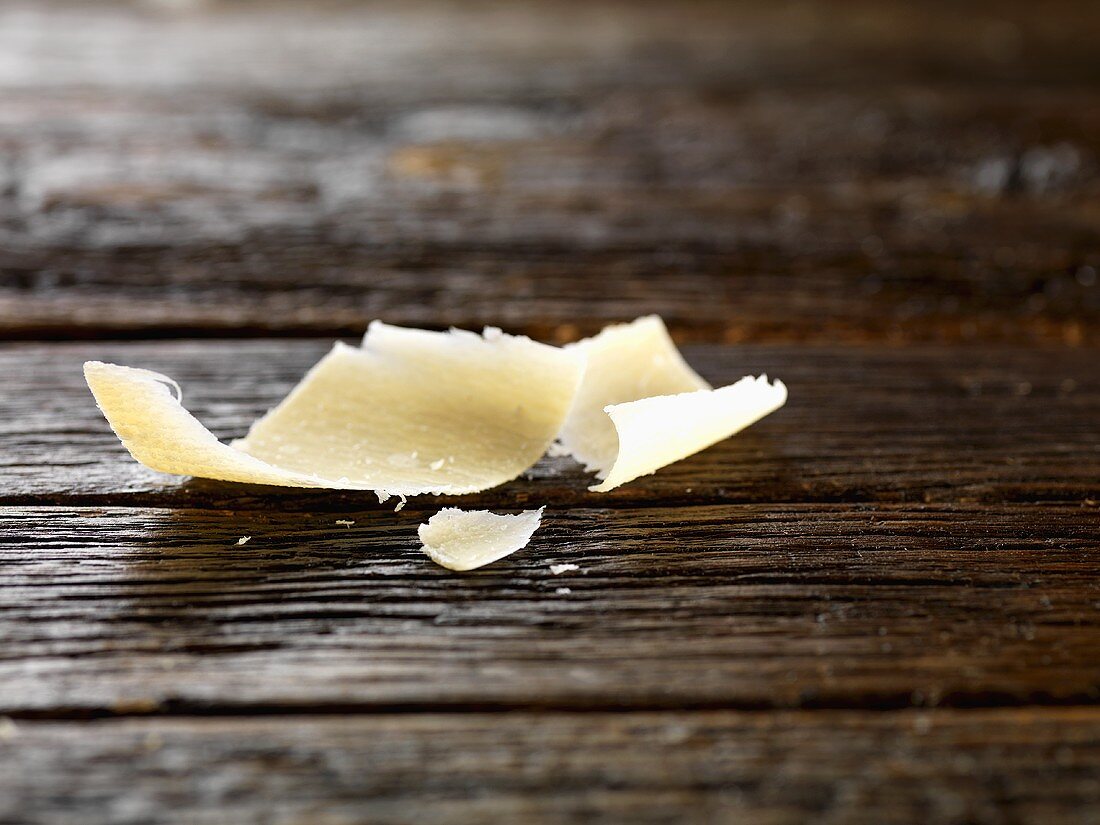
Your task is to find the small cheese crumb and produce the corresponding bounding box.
[430,458,446,470]
[0,717,18,741]
[555,587,572,595]
[236,536,251,545]
[394,495,407,512]
[335,519,355,528]
[418,507,544,571]
[550,563,579,575]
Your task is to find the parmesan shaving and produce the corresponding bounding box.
[418,507,544,571]
[552,316,786,491]
[591,375,787,491]
[549,563,579,575]
[236,536,251,545]
[85,323,584,498]
[84,362,334,489]
[554,316,709,475]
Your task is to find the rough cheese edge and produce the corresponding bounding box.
[417,507,545,571]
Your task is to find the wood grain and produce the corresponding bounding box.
[4,2,1100,821]
[2,340,1095,507]
[4,709,1100,825]
[2,503,1097,715]
[1,2,1099,343]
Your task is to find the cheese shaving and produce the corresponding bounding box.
[84,362,333,489]
[85,323,584,499]
[86,316,788,507]
[591,375,787,491]
[418,507,545,571]
[554,316,710,475]
[551,316,786,491]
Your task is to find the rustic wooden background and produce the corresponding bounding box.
[2,1,1099,822]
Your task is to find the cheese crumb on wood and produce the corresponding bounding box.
[549,563,579,575]
[236,536,251,545]
[335,519,355,528]
[0,717,18,741]
[85,323,584,499]
[418,507,544,571]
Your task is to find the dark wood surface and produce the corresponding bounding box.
[5,710,1100,825]
[2,1,1099,823]
[3,503,1099,715]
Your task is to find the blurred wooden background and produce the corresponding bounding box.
[1,1,1099,823]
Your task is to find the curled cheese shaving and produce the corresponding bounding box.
[591,375,787,491]
[552,316,787,491]
[85,323,584,499]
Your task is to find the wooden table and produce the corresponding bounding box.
[2,1,1099,822]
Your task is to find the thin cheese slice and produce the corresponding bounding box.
[591,375,788,491]
[554,316,710,475]
[552,316,786,491]
[84,362,338,489]
[85,323,585,498]
[418,507,544,571]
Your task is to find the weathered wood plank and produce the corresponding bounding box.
[1,3,1099,342]
[3,3,1098,821]
[3,218,1097,345]
[1,86,1097,343]
[2,504,1097,714]
[4,709,1100,825]
[1,340,1095,506]
[4,0,1100,96]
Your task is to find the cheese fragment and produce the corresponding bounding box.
[553,316,786,491]
[85,323,584,499]
[84,362,332,489]
[554,316,709,475]
[418,507,544,571]
[592,375,787,491]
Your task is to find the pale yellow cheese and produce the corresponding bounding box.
[85,317,788,504]
[84,362,336,489]
[552,316,786,491]
[85,323,585,499]
[591,374,788,491]
[418,507,544,571]
[553,316,709,475]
